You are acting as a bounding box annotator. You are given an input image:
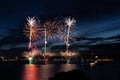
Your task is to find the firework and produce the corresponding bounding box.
[65,17,76,27]
[60,26,76,43]
[23,17,41,49]
[42,19,63,56]
[24,17,41,41]
[60,51,79,58]
[60,51,79,64]
[24,25,41,40]
[43,20,63,39]
[27,17,36,26]
[23,49,42,58]
[64,17,76,55]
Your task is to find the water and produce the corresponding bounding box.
[0,61,120,80]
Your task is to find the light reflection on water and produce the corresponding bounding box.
[20,62,120,80]
[40,64,55,80]
[21,64,78,80]
[59,64,77,72]
[22,64,40,80]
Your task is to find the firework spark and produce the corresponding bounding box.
[43,20,63,39]
[27,17,36,26]
[24,17,41,41]
[23,49,42,58]
[65,17,76,27]
[42,19,63,56]
[60,51,79,58]
[64,17,76,58]
[23,17,41,49]
[60,26,76,43]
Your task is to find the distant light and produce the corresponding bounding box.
[95,56,98,58]
[89,62,95,67]
[45,41,47,44]
[95,60,97,63]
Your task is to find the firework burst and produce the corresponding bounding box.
[27,17,36,26]
[23,49,42,64]
[65,17,76,43]
[23,17,41,41]
[60,51,79,58]
[65,17,76,27]
[59,17,76,42]
[42,19,64,56]
[63,17,76,57]
[43,19,63,39]
[60,26,76,43]
[23,17,42,49]
[23,49,42,58]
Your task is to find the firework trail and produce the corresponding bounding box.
[44,28,47,56]
[60,25,76,44]
[64,17,76,55]
[42,19,63,56]
[23,17,42,64]
[23,17,41,50]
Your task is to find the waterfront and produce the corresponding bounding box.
[0,61,119,80]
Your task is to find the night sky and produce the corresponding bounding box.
[0,0,120,56]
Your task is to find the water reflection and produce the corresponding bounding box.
[59,64,77,72]
[0,62,119,80]
[22,64,40,80]
[21,64,78,80]
[40,64,55,80]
